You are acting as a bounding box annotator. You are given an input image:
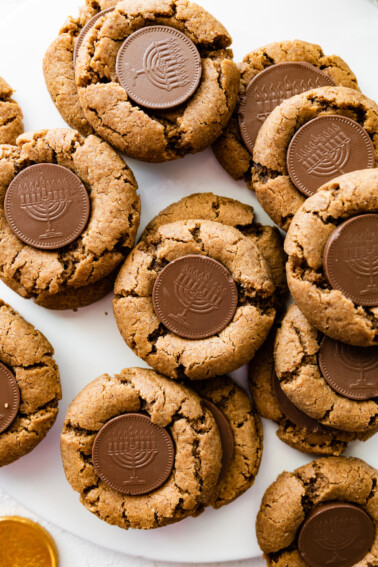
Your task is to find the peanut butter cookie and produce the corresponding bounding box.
[0,77,23,146]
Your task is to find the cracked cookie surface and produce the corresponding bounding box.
[275,304,378,433]
[114,219,276,380]
[212,40,358,184]
[0,77,23,146]
[141,192,287,306]
[61,367,222,529]
[74,0,240,162]
[285,169,378,346]
[0,128,140,309]
[252,86,378,230]
[256,456,378,566]
[193,375,263,508]
[0,300,61,466]
[249,322,369,455]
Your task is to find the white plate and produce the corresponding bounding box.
[0,0,377,563]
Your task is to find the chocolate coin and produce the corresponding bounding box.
[92,413,175,496]
[323,214,378,306]
[116,25,202,109]
[287,115,375,196]
[73,7,115,63]
[298,501,375,567]
[5,164,90,250]
[0,362,20,434]
[152,255,238,339]
[202,399,234,479]
[0,516,58,567]
[238,62,335,153]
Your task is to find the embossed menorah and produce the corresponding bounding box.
[335,342,378,389]
[343,230,378,295]
[169,266,225,327]
[18,175,72,239]
[255,76,323,121]
[108,426,158,484]
[313,517,360,564]
[296,124,350,177]
[127,38,190,91]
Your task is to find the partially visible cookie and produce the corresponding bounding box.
[0,77,23,145]
[141,193,287,305]
[285,168,378,346]
[61,367,222,529]
[193,375,263,508]
[249,325,371,456]
[274,304,378,433]
[252,86,378,230]
[256,456,378,566]
[0,300,61,466]
[114,219,276,380]
[0,129,140,310]
[213,40,358,183]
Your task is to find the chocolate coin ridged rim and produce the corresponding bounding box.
[202,398,234,480]
[287,115,375,197]
[152,254,238,340]
[92,413,175,496]
[318,335,378,400]
[73,7,115,63]
[116,25,202,109]
[4,164,90,250]
[323,214,378,306]
[238,61,336,153]
[298,501,375,567]
[0,362,20,434]
[0,516,58,567]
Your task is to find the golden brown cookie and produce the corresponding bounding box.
[274,304,378,433]
[0,300,61,466]
[141,193,287,306]
[61,367,222,529]
[285,169,378,346]
[0,77,23,146]
[193,375,263,508]
[114,219,276,380]
[252,86,378,230]
[249,323,374,455]
[256,456,378,566]
[0,129,140,309]
[74,0,240,162]
[44,0,118,136]
[212,40,358,184]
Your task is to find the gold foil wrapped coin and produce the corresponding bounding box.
[0,516,58,566]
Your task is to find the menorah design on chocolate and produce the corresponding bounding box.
[296,124,350,177]
[343,230,378,295]
[313,516,361,563]
[126,39,190,91]
[18,175,72,239]
[168,266,225,328]
[255,76,323,121]
[335,342,378,390]
[108,426,158,484]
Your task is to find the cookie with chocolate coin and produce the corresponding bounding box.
[0,76,23,145]
[114,219,276,380]
[256,456,378,566]
[61,368,223,529]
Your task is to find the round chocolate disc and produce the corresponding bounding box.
[319,336,378,400]
[238,62,336,153]
[323,214,378,306]
[92,413,175,496]
[272,370,324,433]
[298,501,375,567]
[287,115,375,197]
[116,25,202,109]
[202,399,234,480]
[73,7,115,63]
[152,255,238,339]
[0,362,20,434]
[4,164,90,250]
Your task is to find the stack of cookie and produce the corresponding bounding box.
[0,0,376,562]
